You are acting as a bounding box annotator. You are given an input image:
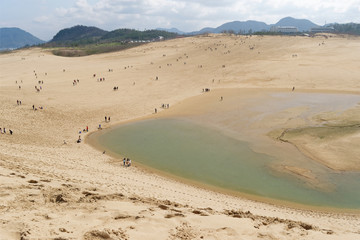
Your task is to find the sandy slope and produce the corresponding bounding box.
[1,34,360,239]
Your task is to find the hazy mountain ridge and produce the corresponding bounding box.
[0,27,45,50]
[2,17,360,51]
[274,17,319,32]
[188,17,320,35]
[156,28,186,35]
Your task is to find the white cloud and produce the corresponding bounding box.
[2,0,360,40]
[47,0,360,31]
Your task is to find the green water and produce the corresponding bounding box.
[94,118,360,209]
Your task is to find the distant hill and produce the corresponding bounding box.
[46,25,178,47]
[216,20,269,34]
[186,17,319,35]
[0,27,44,50]
[273,17,319,32]
[156,28,186,35]
[50,25,108,45]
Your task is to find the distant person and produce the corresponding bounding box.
[292,86,295,91]
[105,116,107,122]
[9,130,13,135]
[108,116,110,122]
[155,108,157,114]
[123,158,126,166]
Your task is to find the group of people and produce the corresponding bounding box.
[72,79,80,86]
[105,116,111,122]
[202,88,211,92]
[0,127,12,135]
[123,157,132,167]
[35,85,42,92]
[32,105,43,111]
[16,100,22,105]
[80,126,89,133]
[76,126,89,143]
[161,103,170,109]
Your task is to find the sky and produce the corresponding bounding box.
[1,0,359,41]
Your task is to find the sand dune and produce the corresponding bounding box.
[1,34,360,239]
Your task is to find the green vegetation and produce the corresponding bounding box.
[331,23,360,35]
[50,42,144,57]
[48,25,107,45]
[102,29,178,42]
[42,25,180,56]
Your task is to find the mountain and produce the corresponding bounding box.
[0,27,45,50]
[50,25,108,44]
[219,20,269,33]
[186,17,319,35]
[45,26,178,48]
[190,20,268,35]
[156,28,186,35]
[190,27,216,35]
[273,17,319,32]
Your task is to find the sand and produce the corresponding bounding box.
[1,34,360,239]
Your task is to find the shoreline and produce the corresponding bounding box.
[86,87,360,214]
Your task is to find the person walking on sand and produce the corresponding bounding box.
[105,116,107,122]
[108,116,110,122]
[123,158,126,166]
[155,108,157,114]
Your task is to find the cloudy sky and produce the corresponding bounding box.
[1,0,359,40]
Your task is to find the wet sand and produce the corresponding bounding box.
[88,87,360,209]
[1,34,360,239]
